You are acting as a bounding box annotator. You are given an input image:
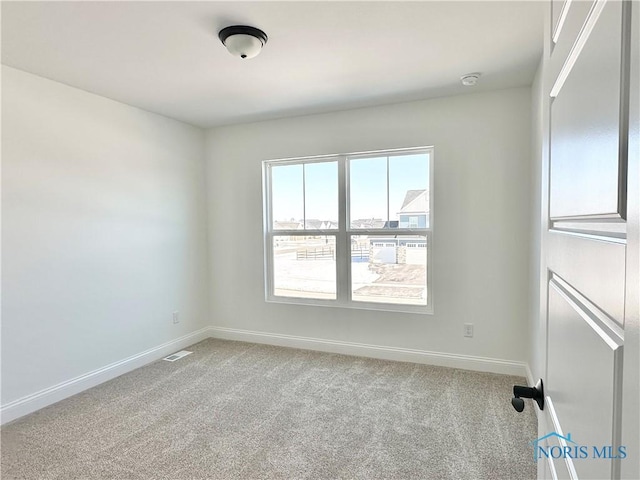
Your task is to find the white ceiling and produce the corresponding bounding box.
[1,1,544,128]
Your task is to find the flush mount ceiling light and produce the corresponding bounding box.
[218,25,268,59]
[460,72,481,86]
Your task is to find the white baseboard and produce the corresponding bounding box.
[2,325,532,425]
[208,326,530,377]
[525,363,535,387]
[0,327,211,425]
[524,363,543,420]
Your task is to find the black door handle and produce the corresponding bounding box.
[512,378,544,412]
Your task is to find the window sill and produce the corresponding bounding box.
[265,295,434,315]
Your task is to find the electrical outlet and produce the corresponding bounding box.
[173,312,180,324]
[464,323,474,338]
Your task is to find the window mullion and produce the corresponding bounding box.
[386,156,390,224]
[264,164,273,298]
[302,163,306,230]
[337,156,348,303]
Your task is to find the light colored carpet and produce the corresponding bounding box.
[1,338,537,479]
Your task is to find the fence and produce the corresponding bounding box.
[351,248,369,262]
[296,247,335,260]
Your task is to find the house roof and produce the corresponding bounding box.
[350,218,386,229]
[304,220,324,230]
[274,221,302,230]
[275,220,339,230]
[399,189,429,214]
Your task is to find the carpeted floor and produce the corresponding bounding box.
[1,338,537,479]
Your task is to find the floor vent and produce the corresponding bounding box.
[163,350,193,362]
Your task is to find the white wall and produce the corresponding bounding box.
[1,67,209,406]
[529,59,544,383]
[205,88,532,364]
[1,68,534,420]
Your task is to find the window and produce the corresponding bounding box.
[263,147,433,313]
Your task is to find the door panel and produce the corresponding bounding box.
[551,0,565,42]
[550,0,623,219]
[549,0,595,81]
[547,231,626,324]
[539,1,637,479]
[544,398,578,480]
[549,455,571,480]
[548,277,623,479]
[620,3,640,478]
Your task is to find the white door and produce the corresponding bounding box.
[536,1,639,479]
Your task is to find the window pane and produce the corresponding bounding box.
[304,161,338,230]
[273,235,336,299]
[349,157,388,229]
[389,153,430,228]
[272,164,303,230]
[351,235,427,305]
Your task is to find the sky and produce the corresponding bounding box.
[271,153,429,224]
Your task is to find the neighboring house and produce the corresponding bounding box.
[370,237,427,248]
[350,218,387,229]
[273,221,303,230]
[274,220,339,246]
[369,189,429,248]
[398,189,429,228]
[274,219,338,230]
[273,221,302,246]
[304,219,338,230]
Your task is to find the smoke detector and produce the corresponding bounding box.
[461,73,481,86]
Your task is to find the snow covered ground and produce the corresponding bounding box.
[273,252,426,305]
[273,252,379,294]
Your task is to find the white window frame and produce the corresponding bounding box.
[263,146,434,314]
